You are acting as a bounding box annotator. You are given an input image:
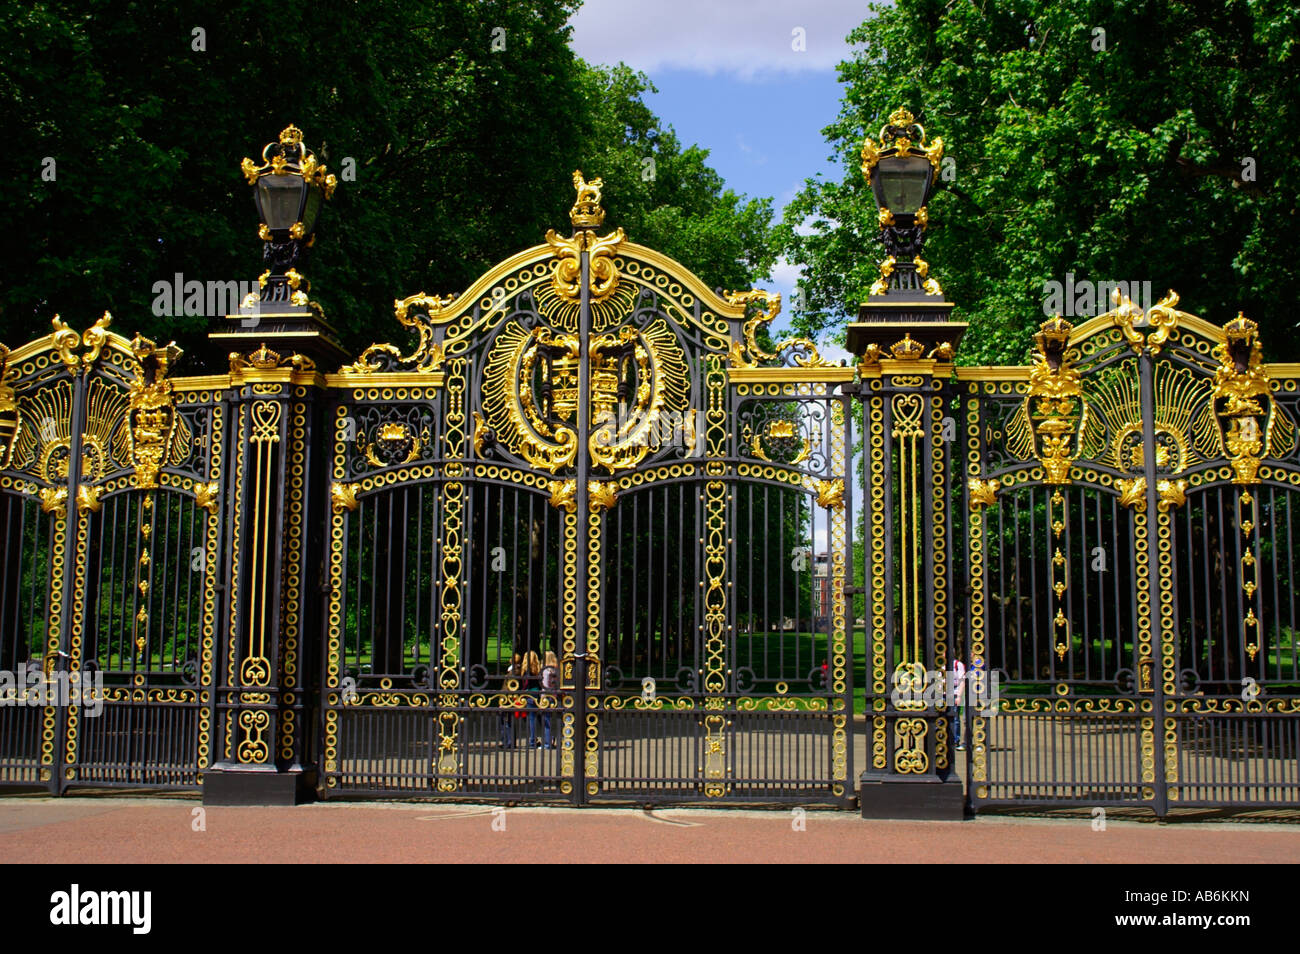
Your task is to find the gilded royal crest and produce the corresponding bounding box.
[480,318,690,475]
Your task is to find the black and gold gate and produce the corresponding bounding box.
[319,174,856,804]
[0,317,224,792]
[961,296,1300,813]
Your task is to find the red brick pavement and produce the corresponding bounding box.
[1,797,1297,863]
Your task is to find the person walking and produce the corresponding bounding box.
[521,650,543,748]
[540,650,560,749]
[950,655,967,751]
[499,652,521,747]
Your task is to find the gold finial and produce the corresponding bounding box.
[570,170,606,229]
[278,125,304,145]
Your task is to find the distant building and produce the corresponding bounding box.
[813,551,831,630]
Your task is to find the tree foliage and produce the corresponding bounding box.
[778,0,1300,363]
[0,1,776,363]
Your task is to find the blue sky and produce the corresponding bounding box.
[638,69,846,210]
[569,0,872,355]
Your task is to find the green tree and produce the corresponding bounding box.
[0,2,776,364]
[778,0,1300,363]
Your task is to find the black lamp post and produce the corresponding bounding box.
[847,107,961,360]
[853,108,966,821]
[240,124,336,308]
[859,108,944,298]
[211,124,346,368]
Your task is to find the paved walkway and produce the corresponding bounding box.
[1,796,1297,863]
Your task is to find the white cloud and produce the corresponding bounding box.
[792,212,833,236]
[568,0,867,78]
[765,257,804,296]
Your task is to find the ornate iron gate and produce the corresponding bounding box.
[318,175,856,804]
[0,318,224,792]
[2,151,1295,817]
[962,297,1300,813]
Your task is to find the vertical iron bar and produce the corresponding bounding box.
[572,243,592,806]
[1139,350,1168,817]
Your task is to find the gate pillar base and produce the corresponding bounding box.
[858,771,966,821]
[202,764,315,806]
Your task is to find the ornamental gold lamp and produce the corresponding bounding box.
[847,107,963,364]
[210,124,346,366]
[243,124,334,307]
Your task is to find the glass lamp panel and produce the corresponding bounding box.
[256,174,306,231]
[875,156,933,214]
[300,187,323,237]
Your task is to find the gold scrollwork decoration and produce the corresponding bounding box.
[589,480,617,512]
[240,655,271,687]
[968,477,1001,507]
[345,292,456,374]
[46,312,115,372]
[1117,477,1146,509]
[330,481,359,512]
[1117,476,1188,512]
[548,478,577,513]
[814,477,844,510]
[194,481,220,514]
[724,290,833,369]
[236,709,271,764]
[51,316,83,371]
[1108,288,1187,354]
[1157,478,1187,511]
[40,486,67,513]
[894,716,929,774]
